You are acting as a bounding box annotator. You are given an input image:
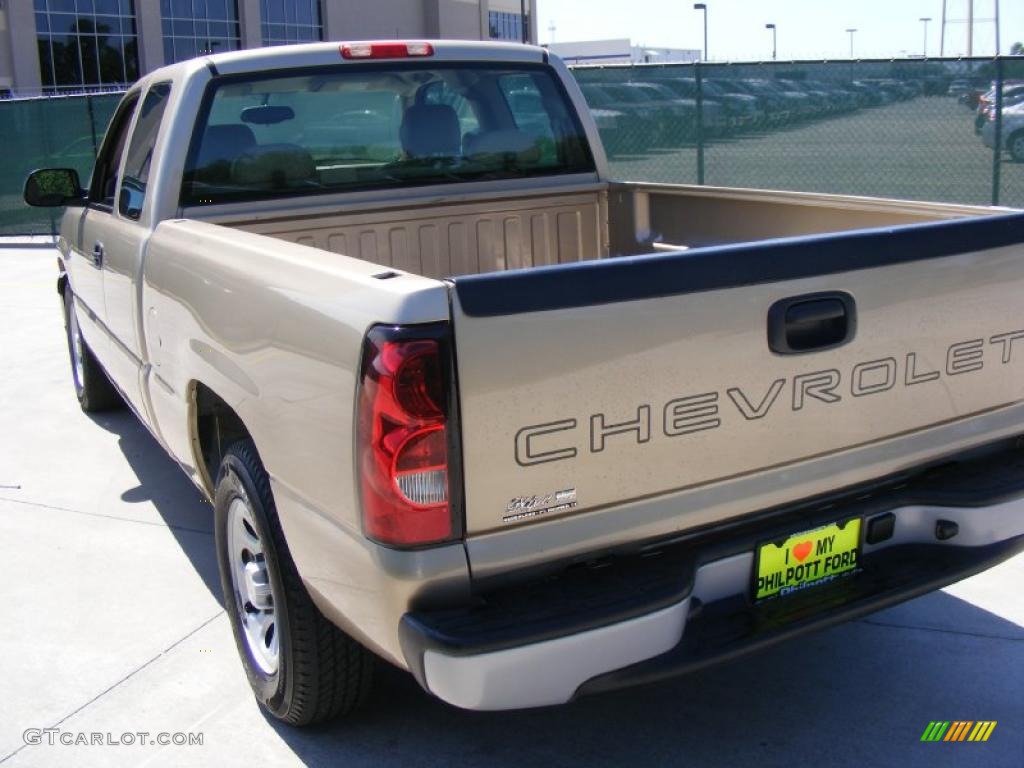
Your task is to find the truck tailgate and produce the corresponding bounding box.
[449,213,1024,537]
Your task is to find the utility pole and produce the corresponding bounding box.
[520,0,528,44]
[547,20,556,44]
[920,17,931,56]
[693,3,708,61]
[967,0,973,56]
[845,28,857,58]
[994,0,1000,55]
[940,0,946,55]
[766,23,776,60]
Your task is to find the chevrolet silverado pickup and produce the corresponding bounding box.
[24,40,1024,724]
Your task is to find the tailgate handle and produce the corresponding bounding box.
[768,292,856,355]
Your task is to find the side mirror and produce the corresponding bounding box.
[23,168,85,208]
[118,179,146,220]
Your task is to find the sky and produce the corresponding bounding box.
[535,0,1024,60]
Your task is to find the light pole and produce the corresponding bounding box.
[693,3,708,61]
[919,16,931,56]
[520,0,528,44]
[765,23,776,60]
[845,27,857,58]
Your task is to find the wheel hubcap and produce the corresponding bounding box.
[227,496,279,675]
[68,301,85,391]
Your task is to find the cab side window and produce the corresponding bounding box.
[89,92,140,210]
[120,83,172,219]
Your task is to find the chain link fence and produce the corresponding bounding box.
[1,57,1022,236]
[0,92,122,237]
[573,56,1024,209]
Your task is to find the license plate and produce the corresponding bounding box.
[755,517,862,601]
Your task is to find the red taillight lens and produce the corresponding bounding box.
[341,42,435,60]
[358,326,455,546]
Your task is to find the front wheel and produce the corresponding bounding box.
[62,285,122,412]
[214,439,374,726]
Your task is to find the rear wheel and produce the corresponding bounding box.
[215,439,374,726]
[62,285,121,412]
[1009,131,1024,163]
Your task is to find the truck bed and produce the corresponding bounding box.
[205,182,989,279]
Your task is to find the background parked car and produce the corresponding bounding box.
[618,82,703,143]
[578,83,663,153]
[728,79,800,124]
[981,100,1024,162]
[628,80,730,137]
[959,86,988,109]
[707,78,780,127]
[642,75,761,133]
[848,80,888,107]
[975,82,1024,133]
[947,78,972,96]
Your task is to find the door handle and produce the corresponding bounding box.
[92,242,104,268]
[767,292,856,354]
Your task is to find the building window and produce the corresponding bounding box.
[35,0,140,92]
[489,11,524,42]
[261,0,323,46]
[161,0,241,64]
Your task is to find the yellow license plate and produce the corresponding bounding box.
[755,517,862,601]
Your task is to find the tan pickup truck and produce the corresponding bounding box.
[24,40,1024,725]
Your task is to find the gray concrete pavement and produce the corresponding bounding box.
[0,246,1021,768]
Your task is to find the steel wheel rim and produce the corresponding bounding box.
[68,300,85,392]
[227,496,279,675]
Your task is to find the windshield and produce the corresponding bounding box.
[182,63,595,206]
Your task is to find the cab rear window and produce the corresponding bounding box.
[181,63,595,206]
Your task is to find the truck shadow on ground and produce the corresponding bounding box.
[83,404,1024,768]
[269,591,1024,768]
[87,407,223,604]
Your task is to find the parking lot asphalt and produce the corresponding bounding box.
[1,246,1022,768]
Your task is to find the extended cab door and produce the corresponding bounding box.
[100,82,173,419]
[68,91,139,364]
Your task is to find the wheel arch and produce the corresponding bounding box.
[189,380,255,498]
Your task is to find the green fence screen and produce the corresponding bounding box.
[1,57,1022,236]
[0,93,122,236]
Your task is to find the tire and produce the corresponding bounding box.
[1009,131,1024,163]
[214,439,374,726]
[62,285,122,412]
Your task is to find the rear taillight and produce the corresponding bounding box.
[357,325,457,547]
[341,42,434,59]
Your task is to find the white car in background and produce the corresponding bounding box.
[981,101,1024,162]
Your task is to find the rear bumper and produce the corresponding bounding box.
[400,443,1024,710]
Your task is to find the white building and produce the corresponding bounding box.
[546,38,699,66]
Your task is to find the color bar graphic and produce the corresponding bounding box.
[921,721,996,742]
